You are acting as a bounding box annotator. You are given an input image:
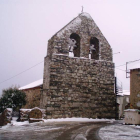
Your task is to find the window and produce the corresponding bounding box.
[69,33,80,57]
[89,37,99,60]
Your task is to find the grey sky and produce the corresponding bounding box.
[0,0,140,96]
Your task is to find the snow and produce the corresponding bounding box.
[31,107,45,113]
[53,53,68,57]
[80,12,92,20]
[0,117,115,135]
[11,117,29,126]
[1,117,114,128]
[130,63,140,70]
[74,134,87,140]
[20,109,31,112]
[0,117,62,133]
[124,109,140,112]
[99,123,140,140]
[6,108,13,112]
[57,17,82,37]
[19,79,43,90]
[117,90,130,96]
[29,118,43,120]
[55,12,93,38]
[43,118,115,123]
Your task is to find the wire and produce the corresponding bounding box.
[117,77,123,83]
[1,58,139,85]
[0,61,44,85]
[113,52,120,55]
[115,64,126,67]
[127,59,140,64]
[115,68,126,72]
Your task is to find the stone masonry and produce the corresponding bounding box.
[130,68,140,109]
[40,13,116,119]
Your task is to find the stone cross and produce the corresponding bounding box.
[81,6,84,13]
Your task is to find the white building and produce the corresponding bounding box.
[117,90,130,118]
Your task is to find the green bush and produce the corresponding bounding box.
[0,87,26,113]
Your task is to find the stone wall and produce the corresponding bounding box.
[130,69,140,109]
[41,54,115,119]
[22,87,41,109]
[40,13,116,119]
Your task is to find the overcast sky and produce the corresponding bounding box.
[0,0,140,96]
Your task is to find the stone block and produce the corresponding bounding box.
[0,108,12,126]
[29,107,43,123]
[19,109,31,122]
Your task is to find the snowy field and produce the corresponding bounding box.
[99,123,140,140]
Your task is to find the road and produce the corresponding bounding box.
[0,121,113,140]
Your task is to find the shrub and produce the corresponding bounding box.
[0,87,26,113]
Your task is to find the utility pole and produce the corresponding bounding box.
[115,77,119,119]
[126,59,140,78]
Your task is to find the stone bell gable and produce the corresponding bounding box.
[47,13,112,61]
[40,13,116,119]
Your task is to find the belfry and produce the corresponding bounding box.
[40,13,116,119]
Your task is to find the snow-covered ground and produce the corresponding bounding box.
[1,118,140,140]
[0,117,114,140]
[99,123,140,140]
[0,117,113,129]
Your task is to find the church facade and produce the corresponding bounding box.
[40,13,116,119]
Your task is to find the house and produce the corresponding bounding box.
[117,90,130,118]
[19,79,43,108]
[130,64,140,109]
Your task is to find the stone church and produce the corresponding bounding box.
[40,12,116,119]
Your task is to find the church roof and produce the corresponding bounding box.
[53,12,94,37]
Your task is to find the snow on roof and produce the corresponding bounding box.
[80,12,92,19]
[19,79,43,90]
[130,63,140,70]
[117,90,130,96]
[56,12,93,38]
[57,16,82,37]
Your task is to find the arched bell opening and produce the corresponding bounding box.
[69,33,80,57]
[89,37,99,60]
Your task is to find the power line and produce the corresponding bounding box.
[113,52,120,55]
[1,57,139,84]
[0,60,126,85]
[127,58,140,64]
[115,64,126,67]
[115,68,126,72]
[0,61,44,85]
[116,59,140,68]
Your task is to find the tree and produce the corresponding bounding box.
[0,87,26,113]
